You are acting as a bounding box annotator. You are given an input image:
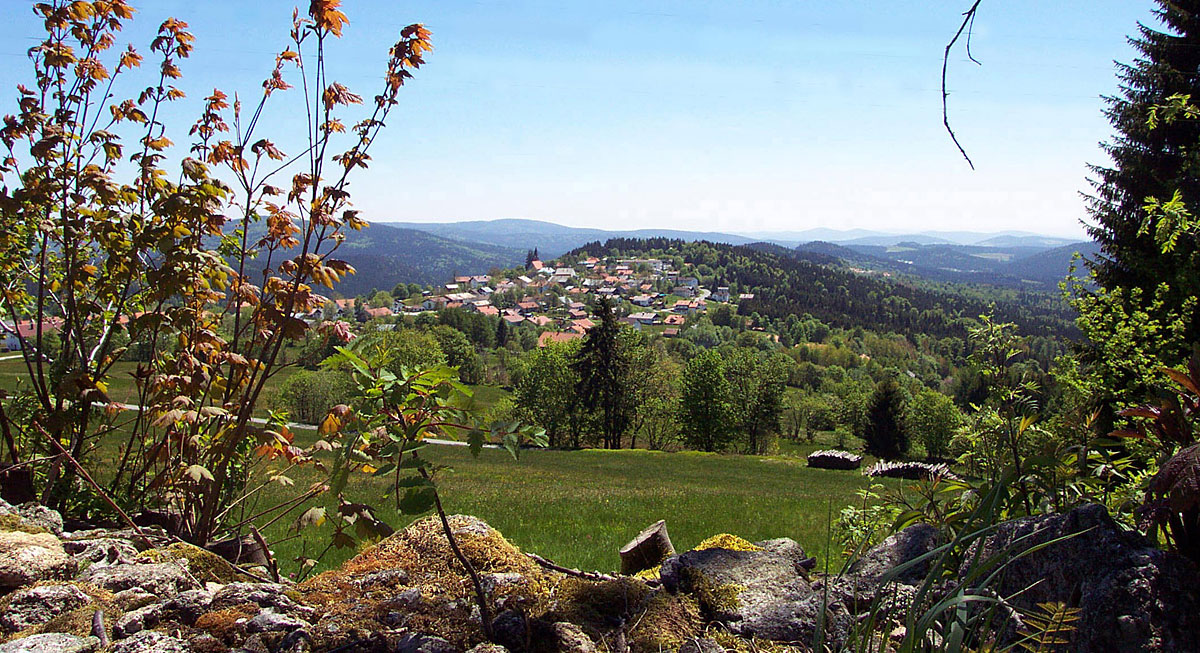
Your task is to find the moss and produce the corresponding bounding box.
[6,581,120,643]
[135,542,253,584]
[694,533,762,553]
[707,627,806,653]
[0,513,47,535]
[684,567,745,616]
[194,604,259,644]
[627,591,702,652]
[299,515,560,651]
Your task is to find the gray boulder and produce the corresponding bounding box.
[0,633,99,653]
[0,531,75,590]
[660,537,838,642]
[80,561,200,598]
[246,609,311,634]
[394,633,461,653]
[963,503,1200,652]
[677,639,724,653]
[0,583,93,632]
[211,582,313,618]
[11,503,63,535]
[847,523,940,587]
[64,537,140,565]
[112,588,213,638]
[550,622,596,653]
[110,631,189,653]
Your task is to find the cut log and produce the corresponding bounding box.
[620,520,675,575]
[205,534,271,566]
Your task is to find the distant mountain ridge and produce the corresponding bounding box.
[385,218,760,258]
[384,219,1086,253]
[326,218,1097,294]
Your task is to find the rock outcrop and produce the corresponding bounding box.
[1,500,1198,652]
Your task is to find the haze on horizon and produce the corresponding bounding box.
[0,1,1151,239]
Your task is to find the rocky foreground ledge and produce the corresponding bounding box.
[1,498,1198,652]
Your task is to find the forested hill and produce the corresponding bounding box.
[568,238,1076,340]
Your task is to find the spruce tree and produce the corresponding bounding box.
[572,297,632,448]
[1086,1,1200,354]
[864,378,908,460]
[496,316,509,347]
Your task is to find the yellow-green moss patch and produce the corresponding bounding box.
[0,513,47,535]
[135,542,253,584]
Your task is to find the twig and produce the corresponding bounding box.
[942,0,983,170]
[524,551,658,587]
[421,467,495,641]
[250,524,281,583]
[35,423,155,549]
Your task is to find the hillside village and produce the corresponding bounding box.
[322,254,760,347]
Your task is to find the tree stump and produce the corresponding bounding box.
[620,520,675,575]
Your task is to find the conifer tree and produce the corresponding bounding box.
[1086,0,1200,355]
[864,378,909,460]
[572,296,631,448]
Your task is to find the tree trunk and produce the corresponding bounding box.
[619,520,675,575]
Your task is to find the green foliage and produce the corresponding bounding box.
[863,378,909,460]
[512,342,579,448]
[833,483,900,558]
[724,349,791,454]
[677,349,735,452]
[1081,0,1200,409]
[274,370,356,425]
[572,297,633,449]
[905,388,963,460]
[316,346,545,544]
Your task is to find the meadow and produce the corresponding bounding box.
[257,434,887,576]
[0,356,884,576]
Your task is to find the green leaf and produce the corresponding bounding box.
[398,486,437,514]
[396,474,433,489]
[371,463,396,477]
[468,429,486,458]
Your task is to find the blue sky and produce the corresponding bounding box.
[0,1,1157,238]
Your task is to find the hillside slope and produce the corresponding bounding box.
[325,223,524,294]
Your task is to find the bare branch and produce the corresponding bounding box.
[943,0,983,170]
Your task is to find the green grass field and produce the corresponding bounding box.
[254,438,886,577]
[1,356,880,577]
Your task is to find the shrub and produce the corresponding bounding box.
[275,370,356,425]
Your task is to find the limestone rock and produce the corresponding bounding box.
[394,632,460,653]
[64,538,140,565]
[80,561,200,598]
[110,630,189,653]
[211,582,312,618]
[661,537,835,642]
[0,633,99,653]
[0,531,75,590]
[354,568,410,590]
[0,583,93,632]
[677,638,724,653]
[246,609,311,634]
[11,503,63,535]
[466,644,509,653]
[551,622,596,653]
